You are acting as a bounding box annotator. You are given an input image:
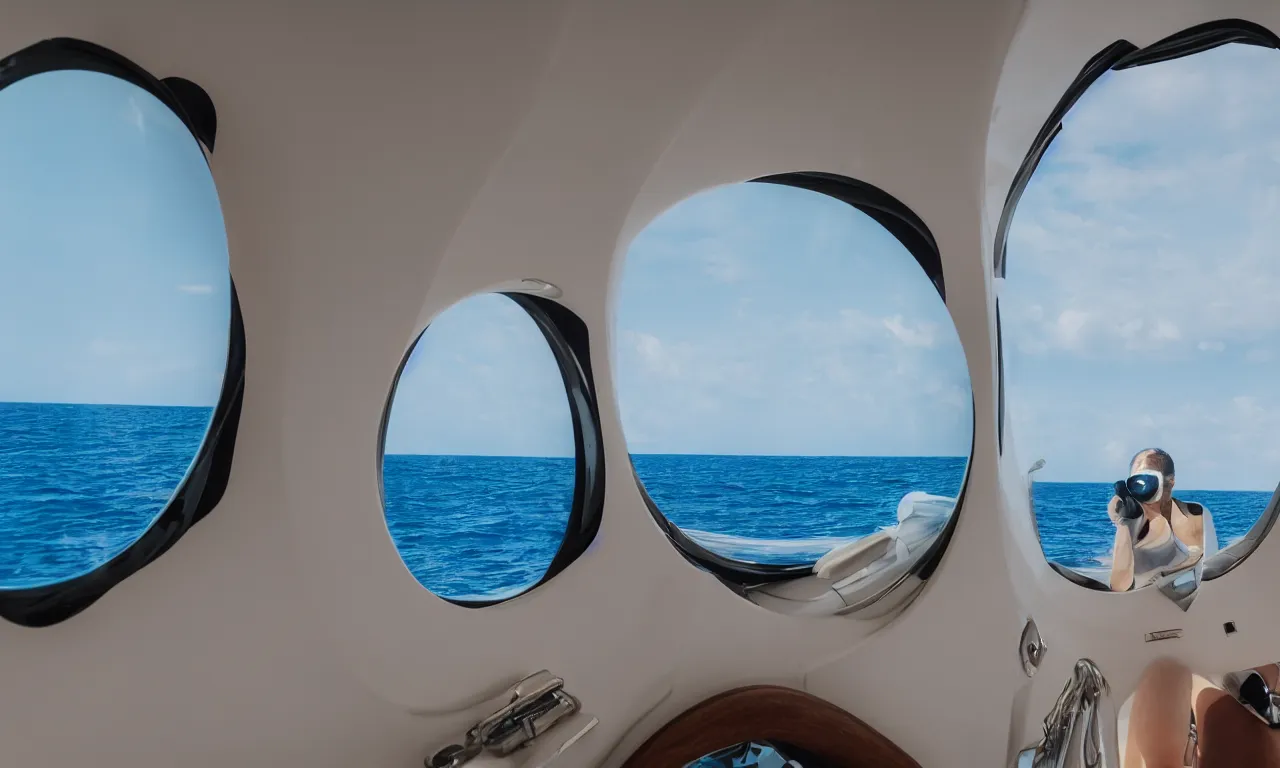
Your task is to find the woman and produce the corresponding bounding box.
[1114,450,1277,765]
[1107,448,1208,593]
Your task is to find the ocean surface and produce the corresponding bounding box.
[1,403,1274,597]
[0,402,212,588]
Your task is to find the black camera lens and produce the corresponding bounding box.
[1126,473,1161,503]
[1114,480,1143,520]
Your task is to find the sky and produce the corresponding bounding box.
[389,42,1279,493]
[0,70,230,408]
[386,181,975,459]
[384,294,576,457]
[612,183,973,458]
[9,50,1275,495]
[1003,42,1280,491]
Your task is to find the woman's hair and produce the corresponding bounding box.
[1131,448,1175,479]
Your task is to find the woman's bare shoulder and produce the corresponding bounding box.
[1175,498,1206,516]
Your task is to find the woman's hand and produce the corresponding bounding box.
[1108,495,1124,525]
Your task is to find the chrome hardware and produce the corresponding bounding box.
[427,671,581,768]
[1152,548,1203,612]
[1015,659,1119,768]
[1143,628,1182,643]
[1027,459,1046,542]
[1028,459,1046,475]
[1184,716,1198,767]
[1222,664,1280,729]
[1020,618,1047,677]
[427,743,481,768]
[529,716,599,768]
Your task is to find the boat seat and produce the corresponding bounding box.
[813,531,893,581]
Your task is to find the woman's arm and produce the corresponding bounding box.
[1110,523,1134,592]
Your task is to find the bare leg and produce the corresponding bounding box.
[1125,658,1192,768]
[1195,683,1280,767]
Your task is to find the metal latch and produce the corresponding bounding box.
[428,671,580,768]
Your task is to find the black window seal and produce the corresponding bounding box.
[1048,561,1112,592]
[755,172,946,301]
[376,292,605,608]
[1203,481,1280,581]
[992,39,1136,279]
[996,300,1005,455]
[0,38,239,628]
[0,287,245,627]
[994,19,1280,279]
[1112,18,1280,71]
[633,172,972,591]
[0,37,217,151]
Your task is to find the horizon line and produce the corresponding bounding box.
[384,451,970,459]
[0,399,215,409]
[382,453,1277,491]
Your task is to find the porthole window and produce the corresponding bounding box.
[380,292,603,605]
[0,40,242,627]
[1000,31,1280,590]
[615,176,972,585]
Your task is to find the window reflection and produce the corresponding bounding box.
[1005,43,1280,583]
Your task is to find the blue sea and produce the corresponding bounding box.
[0,402,212,588]
[1,403,1273,596]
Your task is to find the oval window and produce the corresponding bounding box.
[614,178,972,577]
[0,59,236,611]
[380,293,602,604]
[1002,41,1280,589]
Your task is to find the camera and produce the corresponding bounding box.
[1113,479,1145,520]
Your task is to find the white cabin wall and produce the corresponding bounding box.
[2,1,1280,766]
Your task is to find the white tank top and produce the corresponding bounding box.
[1125,500,1210,590]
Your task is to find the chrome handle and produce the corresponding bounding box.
[1015,659,1119,768]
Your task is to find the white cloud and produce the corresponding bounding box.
[882,315,937,348]
[627,331,681,378]
[1003,44,1280,491]
[615,305,971,456]
[126,96,146,133]
[612,179,974,457]
[1052,309,1091,349]
[1013,386,1280,491]
[178,284,214,295]
[1004,45,1280,364]
[1150,319,1180,342]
